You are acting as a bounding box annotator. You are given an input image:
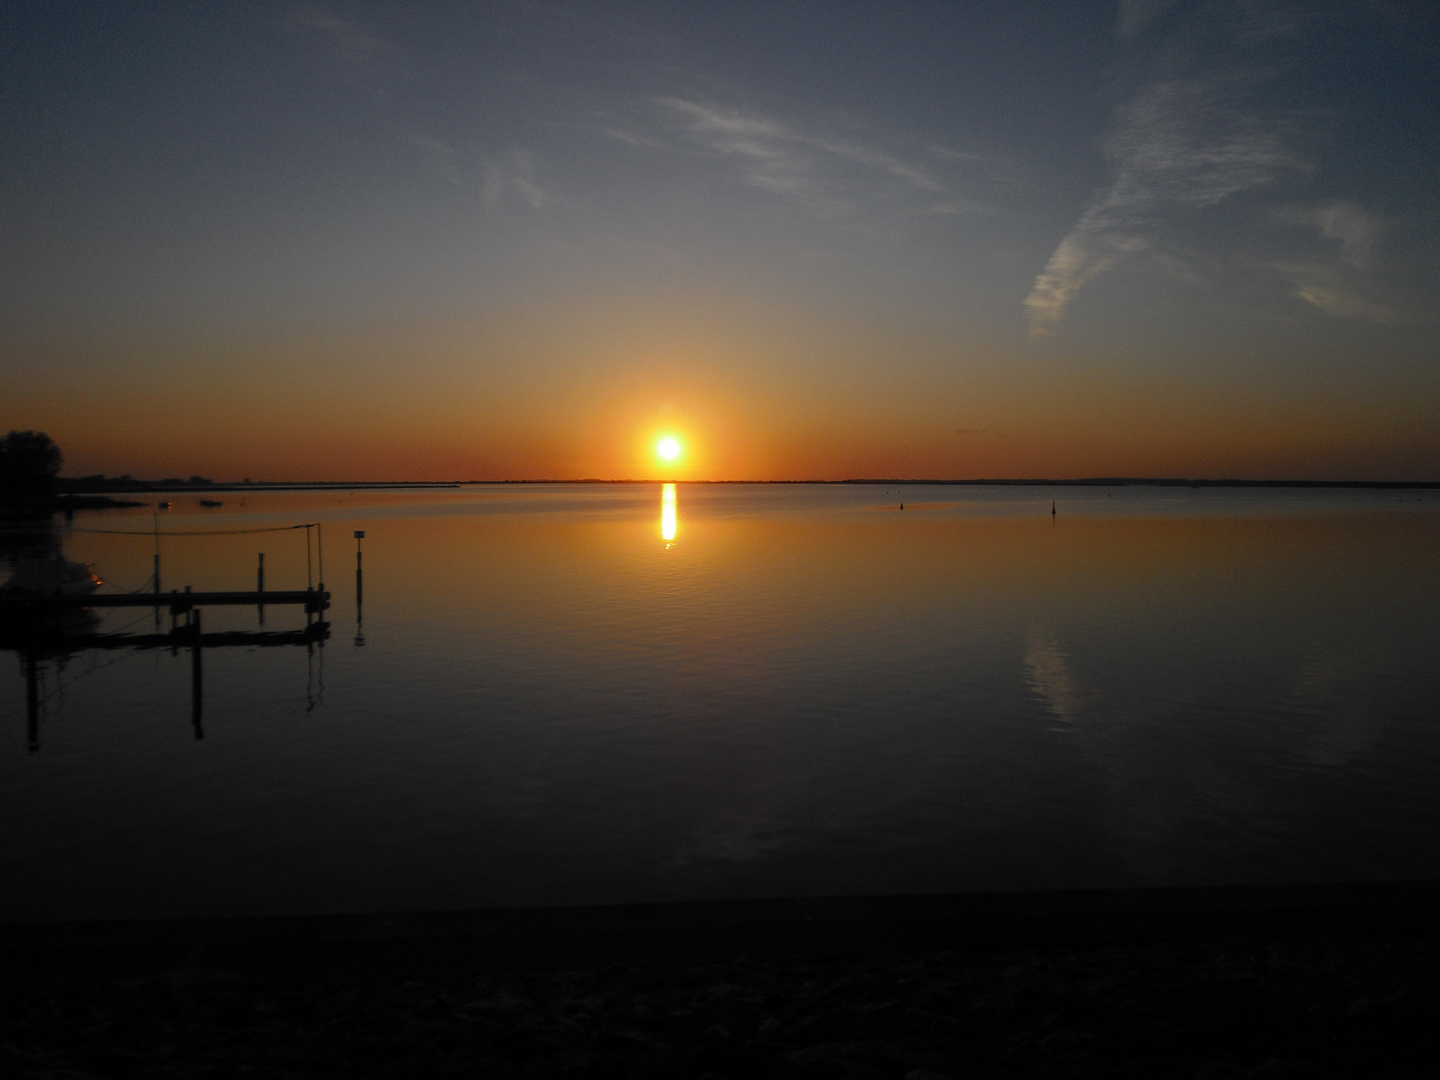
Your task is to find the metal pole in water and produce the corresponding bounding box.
[257,552,265,626]
[353,530,365,647]
[153,512,161,628]
[312,522,325,621]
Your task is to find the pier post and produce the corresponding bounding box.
[25,626,39,753]
[257,552,265,626]
[153,512,162,628]
[191,607,203,739]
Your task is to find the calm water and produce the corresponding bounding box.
[3,483,1439,921]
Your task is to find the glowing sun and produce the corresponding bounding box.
[656,436,683,462]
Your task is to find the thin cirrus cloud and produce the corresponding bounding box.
[1277,200,1385,271]
[285,5,390,64]
[1293,285,1397,324]
[1275,201,1397,323]
[482,150,548,210]
[1025,72,1306,335]
[1117,0,1182,38]
[410,134,461,186]
[649,97,975,218]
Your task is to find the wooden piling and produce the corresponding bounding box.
[25,636,39,754]
[191,608,203,739]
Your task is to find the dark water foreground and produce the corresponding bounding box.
[3,882,1438,1077]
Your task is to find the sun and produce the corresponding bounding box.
[656,436,683,462]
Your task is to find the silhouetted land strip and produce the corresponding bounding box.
[470,478,1440,487]
[829,477,1440,489]
[54,478,462,494]
[3,883,1437,1076]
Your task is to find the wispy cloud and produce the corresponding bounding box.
[1294,283,1397,324]
[1278,200,1385,270]
[286,6,388,63]
[818,139,945,193]
[601,126,661,150]
[1116,0,1180,39]
[648,97,980,218]
[656,97,844,211]
[483,151,547,211]
[1272,201,1398,322]
[1026,73,1306,334]
[411,134,460,186]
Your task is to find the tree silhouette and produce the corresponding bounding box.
[0,430,63,501]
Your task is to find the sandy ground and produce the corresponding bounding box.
[3,931,1438,1078]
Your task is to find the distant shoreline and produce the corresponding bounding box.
[50,477,1440,494]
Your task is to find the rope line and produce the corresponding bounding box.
[94,572,161,595]
[104,608,161,634]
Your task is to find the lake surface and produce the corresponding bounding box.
[3,483,1439,921]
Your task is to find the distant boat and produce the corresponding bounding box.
[157,500,171,509]
[1,558,103,597]
[199,499,223,508]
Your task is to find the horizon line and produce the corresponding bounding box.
[58,477,1440,491]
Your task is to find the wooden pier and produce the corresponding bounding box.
[52,624,331,650]
[0,587,330,615]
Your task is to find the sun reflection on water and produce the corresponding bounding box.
[661,483,677,543]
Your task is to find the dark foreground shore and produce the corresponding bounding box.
[4,883,1438,1078]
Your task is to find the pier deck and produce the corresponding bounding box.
[0,589,329,613]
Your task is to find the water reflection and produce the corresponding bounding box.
[353,529,365,647]
[1025,633,1083,728]
[4,486,1440,919]
[660,482,678,543]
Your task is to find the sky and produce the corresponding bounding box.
[2,0,1437,481]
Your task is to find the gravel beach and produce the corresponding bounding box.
[4,929,1438,1077]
